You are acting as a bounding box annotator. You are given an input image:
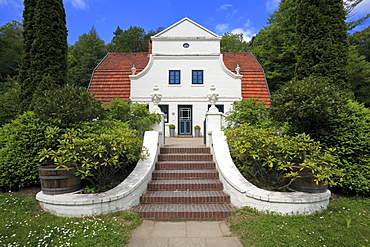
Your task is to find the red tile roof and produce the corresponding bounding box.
[88,53,149,104]
[222,53,270,107]
[88,52,270,106]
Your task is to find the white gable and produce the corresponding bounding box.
[151,18,221,55]
[153,18,220,39]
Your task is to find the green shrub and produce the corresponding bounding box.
[40,120,144,191]
[0,78,20,126]
[312,100,370,196]
[225,98,272,129]
[225,124,341,191]
[33,84,105,128]
[106,99,161,137]
[270,76,350,134]
[0,112,47,191]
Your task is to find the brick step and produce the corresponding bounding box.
[140,191,230,204]
[133,204,236,220]
[152,170,219,179]
[160,147,210,154]
[147,179,223,191]
[155,161,216,170]
[158,153,213,161]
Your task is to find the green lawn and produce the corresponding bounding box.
[0,192,142,247]
[1,192,368,247]
[229,197,369,247]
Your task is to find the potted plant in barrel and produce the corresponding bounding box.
[194,125,201,137]
[169,124,175,137]
[38,151,81,195]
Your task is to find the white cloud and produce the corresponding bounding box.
[216,21,256,42]
[231,27,255,42]
[353,0,370,15]
[266,0,280,13]
[219,4,233,10]
[0,0,22,8]
[67,0,88,9]
[215,23,229,34]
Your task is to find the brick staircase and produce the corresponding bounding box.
[133,146,236,220]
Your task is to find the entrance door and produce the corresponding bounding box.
[178,105,192,136]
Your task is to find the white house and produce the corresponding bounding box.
[88,18,270,137]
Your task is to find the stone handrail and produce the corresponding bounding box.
[36,131,161,217]
[209,131,331,215]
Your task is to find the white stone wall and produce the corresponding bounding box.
[36,131,161,217]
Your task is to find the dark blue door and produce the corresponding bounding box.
[178,105,192,135]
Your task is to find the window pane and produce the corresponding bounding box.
[169,70,180,84]
[192,70,203,84]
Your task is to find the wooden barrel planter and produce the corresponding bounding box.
[289,167,328,193]
[38,164,81,195]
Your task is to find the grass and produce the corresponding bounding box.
[0,192,142,247]
[228,196,369,247]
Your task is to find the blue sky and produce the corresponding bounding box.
[1,0,369,45]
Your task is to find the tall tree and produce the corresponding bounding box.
[109,26,146,52]
[349,26,370,62]
[250,0,298,92]
[251,0,368,92]
[68,27,107,88]
[108,26,164,53]
[347,45,370,107]
[0,21,23,85]
[19,0,68,112]
[295,0,349,89]
[220,33,250,53]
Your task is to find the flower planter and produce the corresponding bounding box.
[38,164,81,195]
[289,167,328,193]
[195,129,201,137]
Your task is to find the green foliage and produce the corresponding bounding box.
[229,197,370,246]
[295,0,349,88]
[220,32,250,53]
[0,20,23,83]
[312,100,370,196]
[108,26,163,53]
[107,99,161,137]
[0,193,142,246]
[347,45,370,107]
[0,78,20,126]
[225,124,340,190]
[348,24,370,62]
[250,0,297,92]
[0,112,47,191]
[19,0,68,112]
[270,77,350,134]
[225,98,272,129]
[39,120,144,190]
[33,84,105,128]
[67,27,107,88]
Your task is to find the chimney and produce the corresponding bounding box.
[148,40,152,54]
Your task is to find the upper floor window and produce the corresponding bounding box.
[192,70,203,84]
[169,70,181,84]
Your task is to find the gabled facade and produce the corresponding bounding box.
[88,18,270,137]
